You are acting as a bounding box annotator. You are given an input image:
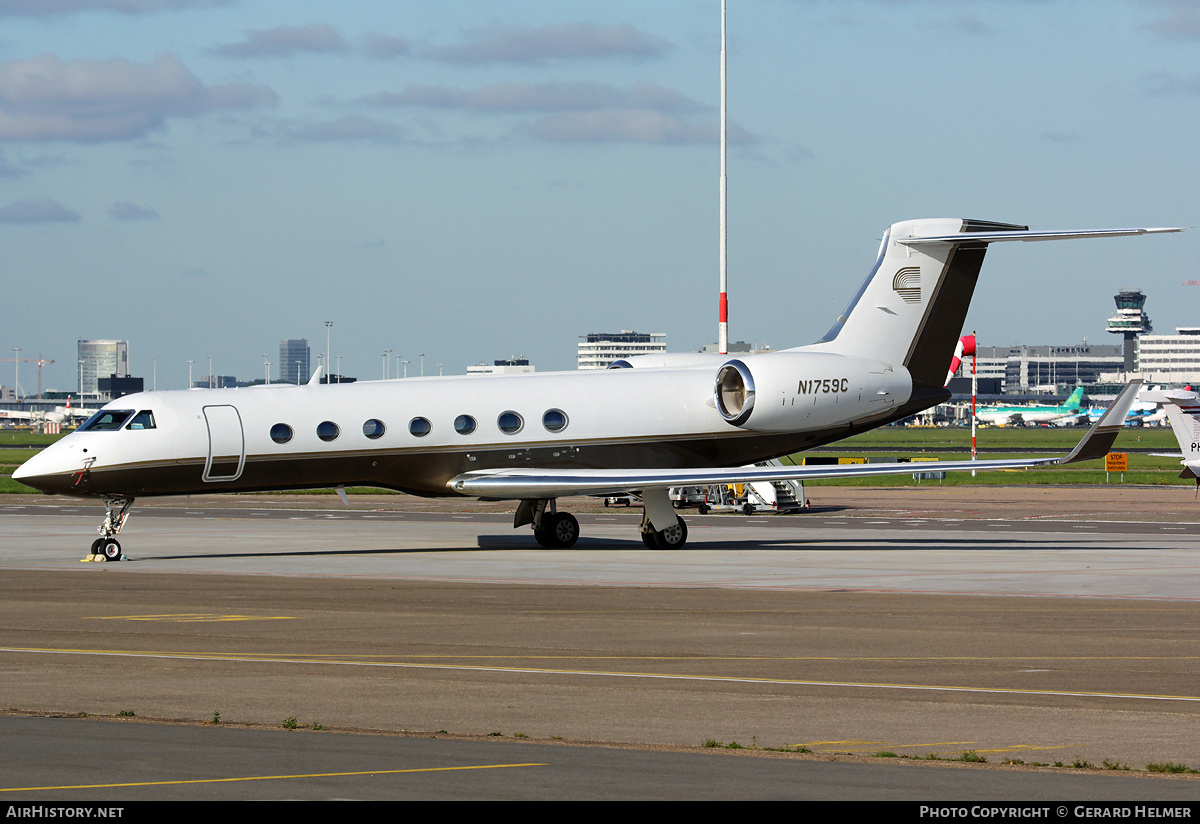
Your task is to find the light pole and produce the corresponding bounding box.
[262,354,269,385]
[151,356,157,391]
[401,359,409,378]
[187,360,194,389]
[325,321,332,384]
[12,347,19,400]
[335,355,342,383]
[295,361,301,385]
[419,353,425,377]
[207,354,213,388]
[437,363,443,376]
[383,349,392,380]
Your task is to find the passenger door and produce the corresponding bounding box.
[203,405,245,482]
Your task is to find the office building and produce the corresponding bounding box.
[78,340,129,396]
[577,331,666,370]
[279,339,310,385]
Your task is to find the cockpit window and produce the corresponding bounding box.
[80,410,134,431]
[126,410,156,430]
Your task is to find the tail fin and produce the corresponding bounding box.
[1063,387,1085,411]
[1142,388,1200,477]
[810,219,1025,392]
[809,220,1181,401]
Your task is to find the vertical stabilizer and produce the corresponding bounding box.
[809,218,1026,391]
[1142,389,1200,476]
[1063,387,1085,411]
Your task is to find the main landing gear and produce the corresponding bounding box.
[85,497,134,562]
[515,488,690,550]
[514,499,580,548]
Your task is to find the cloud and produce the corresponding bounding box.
[524,110,747,145]
[1143,71,1200,96]
[422,22,671,65]
[1146,1,1200,40]
[361,33,412,60]
[0,53,277,142]
[107,201,159,220]
[0,0,225,15]
[357,79,747,146]
[948,15,992,35]
[0,197,80,223]
[0,147,25,177]
[361,81,706,115]
[212,24,351,58]
[290,115,406,143]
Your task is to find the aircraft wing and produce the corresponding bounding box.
[449,380,1142,499]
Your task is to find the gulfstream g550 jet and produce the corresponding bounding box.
[14,219,1169,559]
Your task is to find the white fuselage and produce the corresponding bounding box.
[14,350,914,499]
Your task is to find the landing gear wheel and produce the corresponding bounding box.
[534,512,579,548]
[89,538,105,556]
[100,539,122,562]
[641,530,657,549]
[652,516,688,550]
[550,512,579,549]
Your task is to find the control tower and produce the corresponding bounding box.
[1106,289,1152,372]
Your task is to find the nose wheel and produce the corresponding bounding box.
[89,537,124,562]
[85,497,134,562]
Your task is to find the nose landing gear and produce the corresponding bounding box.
[85,497,134,562]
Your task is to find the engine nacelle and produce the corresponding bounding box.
[714,352,912,432]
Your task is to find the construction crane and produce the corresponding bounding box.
[0,356,55,398]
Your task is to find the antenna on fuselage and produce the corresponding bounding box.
[718,0,729,355]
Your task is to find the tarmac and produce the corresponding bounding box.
[2,485,1200,798]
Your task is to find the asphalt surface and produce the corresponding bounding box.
[2,487,1200,800]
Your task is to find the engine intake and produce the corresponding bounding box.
[715,360,755,426]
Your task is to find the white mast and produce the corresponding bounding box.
[718,0,729,354]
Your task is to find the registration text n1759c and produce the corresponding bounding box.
[798,378,849,394]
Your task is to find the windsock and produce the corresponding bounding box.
[945,334,976,387]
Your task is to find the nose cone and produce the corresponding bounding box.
[12,444,86,496]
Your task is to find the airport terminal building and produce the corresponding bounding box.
[1120,327,1200,385]
[953,343,1124,395]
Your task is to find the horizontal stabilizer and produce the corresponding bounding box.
[899,228,1183,246]
[448,381,1142,499]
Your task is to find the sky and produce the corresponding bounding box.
[0,0,1197,393]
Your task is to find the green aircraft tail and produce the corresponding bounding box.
[1062,386,1085,411]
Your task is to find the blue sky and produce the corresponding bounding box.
[0,0,1197,391]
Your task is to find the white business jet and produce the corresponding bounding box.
[14,218,1171,560]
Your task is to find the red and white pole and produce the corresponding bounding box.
[718,0,728,355]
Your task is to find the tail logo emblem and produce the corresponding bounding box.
[892,267,921,303]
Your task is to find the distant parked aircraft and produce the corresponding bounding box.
[976,387,1086,426]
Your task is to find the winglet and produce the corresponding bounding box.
[307,366,324,386]
[1056,379,1141,465]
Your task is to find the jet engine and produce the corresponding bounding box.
[713,354,911,432]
